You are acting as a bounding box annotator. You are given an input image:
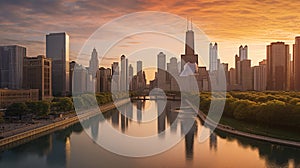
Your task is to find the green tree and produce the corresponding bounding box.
[6,102,28,120]
[26,101,50,116]
[51,97,73,112]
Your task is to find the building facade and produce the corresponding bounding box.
[209,43,218,72]
[253,60,267,91]
[23,55,52,100]
[0,45,26,89]
[293,37,300,91]
[46,32,70,96]
[0,89,39,108]
[267,42,290,91]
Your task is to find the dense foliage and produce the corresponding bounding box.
[199,91,300,128]
[5,93,115,120]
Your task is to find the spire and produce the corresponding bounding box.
[186,17,189,30]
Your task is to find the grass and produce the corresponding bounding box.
[218,116,300,142]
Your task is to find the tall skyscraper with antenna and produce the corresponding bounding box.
[181,19,198,72]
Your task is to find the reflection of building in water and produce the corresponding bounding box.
[47,131,70,167]
[90,115,101,141]
[157,100,166,134]
[111,109,119,127]
[126,102,133,124]
[119,105,128,132]
[185,121,197,159]
[166,102,178,133]
[209,131,218,151]
[136,100,143,123]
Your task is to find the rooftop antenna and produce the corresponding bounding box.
[191,18,193,30]
[186,17,189,30]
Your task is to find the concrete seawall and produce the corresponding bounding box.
[0,99,130,150]
[185,100,300,148]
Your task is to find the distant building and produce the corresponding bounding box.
[69,61,76,94]
[293,37,300,91]
[89,48,99,78]
[267,42,290,91]
[137,61,142,75]
[96,67,111,93]
[239,59,253,91]
[128,64,133,90]
[0,45,26,89]
[72,64,88,94]
[253,60,267,91]
[23,55,52,100]
[0,89,38,108]
[228,68,236,88]
[235,54,240,85]
[46,32,70,96]
[209,43,218,72]
[157,52,167,90]
[239,45,248,61]
[111,62,119,91]
[120,55,126,91]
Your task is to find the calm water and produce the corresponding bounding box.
[0,100,300,168]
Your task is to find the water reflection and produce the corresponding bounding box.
[216,131,300,167]
[0,100,299,168]
[185,121,197,159]
[209,131,218,151]
[0,123,83,168]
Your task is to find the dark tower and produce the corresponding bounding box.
[181,19,198,72]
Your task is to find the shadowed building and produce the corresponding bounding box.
[293,37,300,91]
[253,60,267,91]
[0,89,38,108]
[96,67,111,93]
[46,32,70,96]
[267,42,290,91]
[0,45,26,89]
[23,55,52,100]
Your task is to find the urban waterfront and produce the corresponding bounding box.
[0,100,299,168]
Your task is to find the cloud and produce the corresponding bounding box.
[1,0,300,68]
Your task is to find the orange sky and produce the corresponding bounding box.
[1,0,300,73]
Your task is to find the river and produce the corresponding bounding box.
[0,100,299,168]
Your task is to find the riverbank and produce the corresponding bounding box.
[186,100,300,148]
[0,99,130,149]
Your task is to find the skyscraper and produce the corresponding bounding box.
[253,60,267,91]
[89,48,99,78]
[120,55,126,91]
[128,64,133,90]
[96,67,111,93]
[23,55,52,100]
[267,42,290,91]
[209,43,218,72]
[181,20,198,71]
[157,52,167,89]
[235,54,240,85]
[239,45,248,61]
[293,37,300,91]
[46,32,70,96]
[111,62,119,91]
[0,45,26,89]
[137,60,142,75]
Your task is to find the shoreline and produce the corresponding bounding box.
[0,98,130,150]
[186,100,300,148]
